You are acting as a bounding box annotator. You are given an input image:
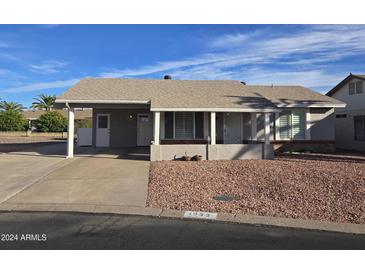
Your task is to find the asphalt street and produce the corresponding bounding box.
[0,211,364,249]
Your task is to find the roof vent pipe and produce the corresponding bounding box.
[164,75,172,80]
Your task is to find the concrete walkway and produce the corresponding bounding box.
[6,147,150,207]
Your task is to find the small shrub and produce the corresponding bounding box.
[0,110,28,131]
[75,118,92,128]
[36,111,67,132]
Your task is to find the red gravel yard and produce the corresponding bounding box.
[147,155,365,224]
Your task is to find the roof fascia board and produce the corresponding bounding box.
[150,107,280,113]
[55,99,150,104]
[275,103,346,108]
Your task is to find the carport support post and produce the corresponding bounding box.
[210,112,216,145]
[153,111,160,145]
[264,112,270,145]
[67,107,75,158]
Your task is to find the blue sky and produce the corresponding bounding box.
[1,24,365,108]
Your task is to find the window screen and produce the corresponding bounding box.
[354,116,365,141]
[175,112,194,139]
[356,81,363,94]
[164,112,173,139]
[98,115,108,128]
[194,112,204,139]
[349,83,355,95]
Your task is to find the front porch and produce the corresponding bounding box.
[151,111,274,160]
[64,106,277,160]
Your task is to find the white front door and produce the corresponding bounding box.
[224,112,242,144]
[137,113,153,146]
[96,114,110,147]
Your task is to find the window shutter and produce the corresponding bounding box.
[292,111,306,140]
[279,112,291,139]
[356,81,363,94]
[349,83,355,95]
[175,112,194,139]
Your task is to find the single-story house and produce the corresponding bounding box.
[23,109,92,131]
[55,76,345,160]
[326,73,365,152]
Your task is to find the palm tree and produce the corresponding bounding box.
[31,94,56,111]
[0,101,24,112]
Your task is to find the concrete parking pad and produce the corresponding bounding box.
[0,143,69,203]
[7,147,150,207]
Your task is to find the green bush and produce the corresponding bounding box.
[75,118,92,128]
[36,111,67,132]
[0,110,28,131]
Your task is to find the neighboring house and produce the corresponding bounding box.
[55,77,344,160]
[327,73,365,152]
[23,109,93,131]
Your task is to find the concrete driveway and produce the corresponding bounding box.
[0,143,69,203]
[1,143,150,207]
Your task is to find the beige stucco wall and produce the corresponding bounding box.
[93,108,152,147]
[331,78,365,151]
[309,108,335,140]
[150,144,274,161]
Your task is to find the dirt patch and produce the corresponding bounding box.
[147,156,365,224]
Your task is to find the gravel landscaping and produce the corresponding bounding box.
[147,155,365,224]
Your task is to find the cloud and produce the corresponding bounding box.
[99,25,365,90]
[30,60,69,74]
[0,42,10,48]
[1,78,80,93]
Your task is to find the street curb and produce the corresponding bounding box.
[0,202,364,235]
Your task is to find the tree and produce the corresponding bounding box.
[0,110,28,131]
[0,101,24,112]
[31,94,56,111]
[36,111,67,132]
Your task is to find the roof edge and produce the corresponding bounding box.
[326,73,365,97]
[55,99,150,104]
[150,107,280,112]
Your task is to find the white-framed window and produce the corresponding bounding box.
[279,110,306,140]
[164,112,204,139]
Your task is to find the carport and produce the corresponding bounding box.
[55,101,154,159]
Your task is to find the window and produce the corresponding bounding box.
[349,82,355,95]
[354,116,365,141]
[164,112,205,139]
[279,111,306,140]
[194,112,204,139]
[335,114,347,119]
[356,81,363,94]
[97,115,108,128]
[175,112,194,139]
[279,111,291,139]
[164,112,174,139]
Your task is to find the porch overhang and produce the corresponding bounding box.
[150,107,281,113]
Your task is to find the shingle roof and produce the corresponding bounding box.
[23,109,92,120]
[56,78,344,110]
